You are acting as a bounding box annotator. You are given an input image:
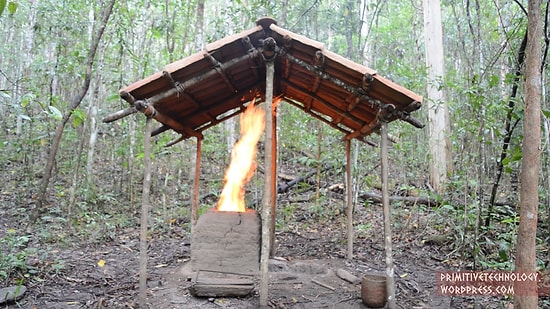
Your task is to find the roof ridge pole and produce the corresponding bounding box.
[380,120,396,308]
[259,36,277,307]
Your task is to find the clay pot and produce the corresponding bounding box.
[361,274,387,308]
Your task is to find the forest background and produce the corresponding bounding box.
[0,0,549,307]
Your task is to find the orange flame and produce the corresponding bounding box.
[217,103,266,212]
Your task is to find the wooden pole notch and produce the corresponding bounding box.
[241,36,255,52]
[313,50,325,70]
[261,37,277,61]
[361,73,375,92]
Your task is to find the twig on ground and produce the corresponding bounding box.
[311,278,336,291]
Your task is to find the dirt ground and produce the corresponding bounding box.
[1,200,518,309]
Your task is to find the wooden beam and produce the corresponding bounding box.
[380,121,396,308]
[242,36,261,80]
[346,119,380,140]
[102,106,137,123]
[151,125,170,137]
[204,53,238,93]
[134,100,202,140]
[172,87,262,134]
[259,58,275,307]
[278,49,385,110]
[139,116,153,306]
[191,136,202,234]
[161,70,201,108]
[284,98,353,136]
[345,139,354,260]
[120,50,261,107]
[281,81,366,126]
[270,99,278,257]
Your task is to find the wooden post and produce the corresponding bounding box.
[345,139,354,260]
[270,99,278,257]
[260,59,275,307]
[191,136,202,235]
[139,116,153,307]
[380,121,396,308]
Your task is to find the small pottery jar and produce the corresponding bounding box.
[361,274,387,308]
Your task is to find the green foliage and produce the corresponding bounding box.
[0,229,29,281]
[0,0,17,17]
[0,0,5,17]
[7,0,15,15]
[0,1,549,296]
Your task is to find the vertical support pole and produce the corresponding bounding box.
[260,59,275,307]
[345,139,354,260]
[380,121,396,308]
[270,99,278,257]
[139,116,153,307]
[191,136,202,235]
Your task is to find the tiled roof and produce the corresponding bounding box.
[106,17,423,145]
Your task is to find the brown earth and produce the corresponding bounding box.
[0,190,517,309]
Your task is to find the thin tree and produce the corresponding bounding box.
[485,4,528,228]
[514,0,542,307]
[27,0,116,231]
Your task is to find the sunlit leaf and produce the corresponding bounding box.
[48,106,62,120]
[0,0,6,17]
[487,75,499,88]
[498,241,509,261]
[7,1,16,15]
[72,109,86,127]
[21,93,35,108]
[510,152,522,162]
[107,93,120,101]
[19,114,31,121]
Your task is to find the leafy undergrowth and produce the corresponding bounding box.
[1,159,549,308]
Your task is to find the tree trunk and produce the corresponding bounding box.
[514,0,542,307]
[423,0,452,192]
[485,30,528,229]
[27,0,116,231]
[194,0,205,51]
[86,105,99,184]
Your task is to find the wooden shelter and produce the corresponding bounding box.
[104,17,423,307]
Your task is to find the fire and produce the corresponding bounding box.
[217,103,266,212]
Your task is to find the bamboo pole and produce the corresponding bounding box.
[259,58,275,307]
[380,121,396,308]
[139,116,153,307]
[191,136,202,235]
[345,139,354,260]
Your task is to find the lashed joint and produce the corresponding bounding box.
[162,71,185,94]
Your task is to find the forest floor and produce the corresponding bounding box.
[0,161,546,308]
[0,152,550,309]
